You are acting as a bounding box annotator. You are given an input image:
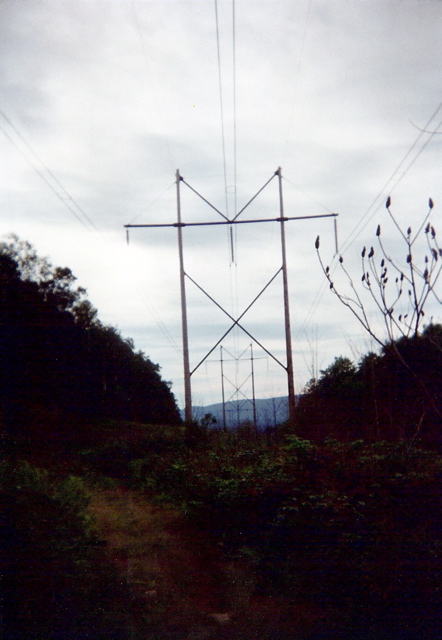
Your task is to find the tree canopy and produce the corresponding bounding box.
[296,325,442,447]
[0,236,181,444]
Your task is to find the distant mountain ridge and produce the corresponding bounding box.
[181,396,293,428]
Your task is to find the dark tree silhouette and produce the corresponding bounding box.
[297,327,442,447]
[314,199,442,441]
[0,237,181,446]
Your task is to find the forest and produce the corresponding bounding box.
[2,235,442,639]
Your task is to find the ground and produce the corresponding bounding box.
[88,487,335,640]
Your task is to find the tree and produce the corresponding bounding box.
[297,329,442,446]
[359,325,442,445]
[315,197,441,347]
[0,234,95,326]
[315,198,442,436]
[0,237,181,443]
[296,356,365,442]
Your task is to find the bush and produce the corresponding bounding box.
[126,433,442,635]
[1,459,130,639]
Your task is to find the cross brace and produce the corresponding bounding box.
[125,168,338,426]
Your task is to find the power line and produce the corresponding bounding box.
[340,101,442,254]
[295,102,442,340]
[0,108,182,360]
[0,112,98,232]
[134,282,182,358]
[130,0,175,173]
[126,182,175,226]
[282,0,312,165]
[282,175,334,214]
[231,0,238,267]
[232,0,237,215]
[214,0,229,219]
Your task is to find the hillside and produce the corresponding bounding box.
[0,237,180,443]
[186,396,292,428]
[3,236,442,639]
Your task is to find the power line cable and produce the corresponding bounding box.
[137,286,182,358]
[230,0,239,356]
[340,101,442,254]
[282,0,312,165]
[295,102,442,339]
[126,182,175,226]
[0,110,181,359]
[0,115,98,233]
[123,241,182,358]
[130,1,175,173]
[282,175,334,214]
[214,0,230,219]
[232,0,237,216]
[214,0,240,355]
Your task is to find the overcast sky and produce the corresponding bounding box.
[1,0,442,409]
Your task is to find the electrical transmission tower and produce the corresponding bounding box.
[220,343,259,429]
[125,167,337,427]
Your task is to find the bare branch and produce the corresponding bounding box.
[316,200,441,349]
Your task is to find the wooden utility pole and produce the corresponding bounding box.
[125,168,337,429]
[176,170,192,422]
[277,167,296,427]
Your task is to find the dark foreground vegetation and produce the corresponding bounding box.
[0,235,180,437]
[296,323,442,446]
[2,237,442,638]
[3,425,442,639]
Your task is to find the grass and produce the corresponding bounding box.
[88,487,233,637]
[86,485,371,639]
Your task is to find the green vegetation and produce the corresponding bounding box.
[1,460,131,639]
[2,235,442,638]
[125,430,442,635]
[296,324,442,445]
[0,235,180,448]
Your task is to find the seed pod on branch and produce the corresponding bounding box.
[315,236,320,249]
[386,196,391,208]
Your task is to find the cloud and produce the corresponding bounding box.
[1,0,442,407]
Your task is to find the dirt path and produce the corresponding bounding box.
[88,487,240,638]
[88,487,332,639]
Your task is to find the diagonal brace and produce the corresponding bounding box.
[187,268,286,375]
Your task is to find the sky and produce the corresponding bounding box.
[1,0,442,411]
